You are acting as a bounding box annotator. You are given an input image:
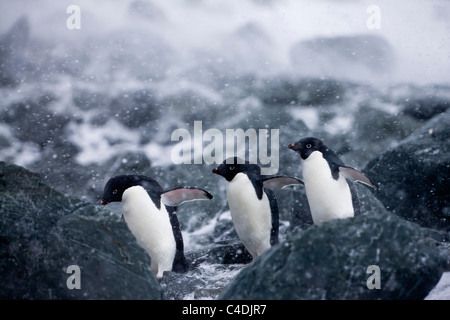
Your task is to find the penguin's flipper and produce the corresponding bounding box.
[339,166,375,188]
[265,188,279,246]
[348,182,362,217]
[167,206,191,273]
[161,187,213,207]
[261,176,304,190]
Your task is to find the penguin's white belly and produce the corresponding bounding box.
[302,152,354,224]
[121,186,176,278]
[226,173,271,259]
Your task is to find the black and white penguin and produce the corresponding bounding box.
[288,137,375,224]
[212,157,303,261]
[100,175,212,281]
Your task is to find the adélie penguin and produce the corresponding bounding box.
[212,157,303,261]
[288,137,375,224]
[100,174,213,281]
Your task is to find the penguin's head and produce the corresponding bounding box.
[288,137,326,160]
[100,175,162,205]
[212,157,261,181]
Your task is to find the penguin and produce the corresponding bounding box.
[100,174,212,281]
[212,157,303,261]
[288,137,375,224]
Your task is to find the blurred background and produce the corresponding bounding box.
[1,0,448,192]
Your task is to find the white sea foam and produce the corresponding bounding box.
[183,210,232,253]
[289,107,319,131]
[181,262,244,300]
[68,119,141,165]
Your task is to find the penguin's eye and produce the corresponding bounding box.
[306,144,312,149]
[112,189,118,195]
[229,166,235,170]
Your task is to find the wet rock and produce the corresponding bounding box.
[351,104,421,164]
[158,87,225,127]
[105,151,153,176]
[0,161,163,299]
[257,77,345,106]
[402,96,450,121]
[189,240,253,266]
[72,88,111,112]
[389,84,450,121]
[364,110,450,231]
[355,105,419,143]
[29,157,92,201]
[1,93,70,147]
[110,89,161,129]
[220,212,447,300]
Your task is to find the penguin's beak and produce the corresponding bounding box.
[100,200,108,205]
[287,143,295,150]
[212,167,219,174]
[288,142,301,151]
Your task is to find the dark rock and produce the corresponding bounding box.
[105,151,153,176]
[31,158,98,203]
[258,78,345,106]
[0,161,163,299]
[73,88,111,112]
[351,104,421,164]
[189,241,253,266]
[285,187,313,232]
[364,110,450,231]
[159,88,224,126]
[110,89,160,129]
[389,83,450,121]
[296,78,346,106]
[219,242,253,265]
[402,96,450,121]
[355,105,419,143]
[1,93,70,147]
[220,212,447,300]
